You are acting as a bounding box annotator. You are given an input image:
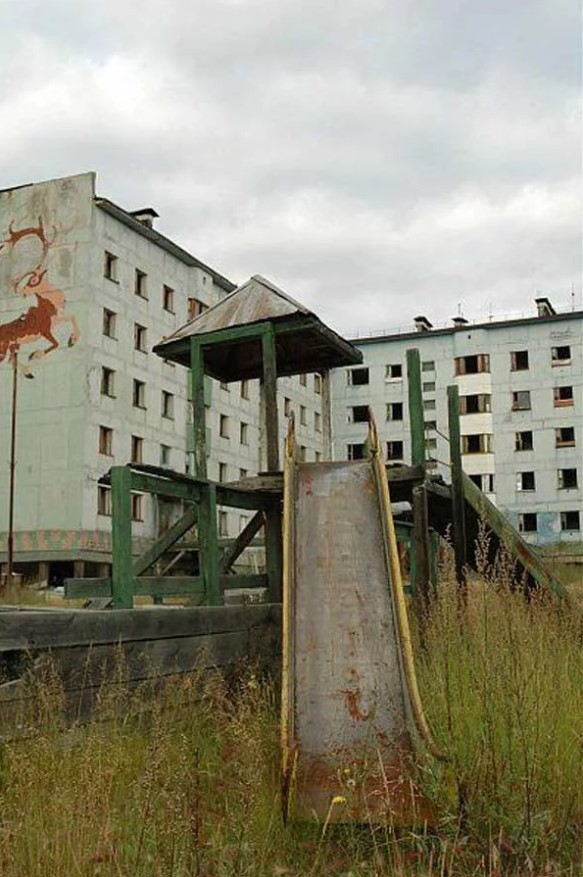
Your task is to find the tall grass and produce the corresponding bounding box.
[0,566,582,874]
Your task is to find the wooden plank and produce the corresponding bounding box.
[265,503,283,603]
[221,573,268,591]
[111,466,134,609]
[0,604,281,652]
[199,483,220,605]
[261,322,280,472]
[190,337,207,479]
[220,512,265,573]
[412,484,431,614]
[129,472,201,501]
[65,577,112,598]
[447,385,467,592]
[215,485,274,511]
[133,506,198,576]
[406,348,425,469]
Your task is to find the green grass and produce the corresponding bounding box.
[0,574,582,875]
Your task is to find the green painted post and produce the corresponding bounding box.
[412,484,431,616]
[447,384,467,592]
[406,348,425,469]
[111,466,134,609]
[190,338,207,480]
[199,483,220,605]
[261,324,279,472]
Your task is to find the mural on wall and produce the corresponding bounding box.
[0,217,79,378]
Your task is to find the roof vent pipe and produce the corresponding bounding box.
[130,208,159,229]
[452,316,469,328]
[534,296,556,318]
[414,315,433,332]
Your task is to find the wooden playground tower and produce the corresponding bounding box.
[66,275,563,607]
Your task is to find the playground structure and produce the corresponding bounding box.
[61,276,563,823]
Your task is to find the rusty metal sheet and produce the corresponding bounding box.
[286,461,433,824]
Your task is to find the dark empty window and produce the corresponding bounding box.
[552,346,571,365]
[347,443,365,460]
[386,402,403,421]
[554,386,574,406]
[131,435,143,464]
[555,427,575,447]
[515,431,533,451]
[558,468,578,489]
[163,285,175,313]
[387,440,404,461]
[517,471,536,491]
[561,511,580,531]
[519,513,537,533]
[512,391,531,411]
[462,434,492,454]
[386,363,402,380]
[350,405,369,423]
[133,380,146,409]
[511,350,529,371]
[460,394,491,415]
[188,297,208,319]
[102,308,117,339]
[104,251,118,281]
[348,367,370,386]
[101,367,115,398]
[135,269,148,299]
[454,354,490,375]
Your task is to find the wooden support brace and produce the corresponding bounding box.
[111,466,134,609]
[133,505,198,576]
[220,511,265,574]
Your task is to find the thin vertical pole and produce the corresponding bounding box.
[190,338,207,480]
[447,384,467,593]
[6,352,18,590]
[321,370,332,461]
[261,324,279,472]
[406,348,425,469]
[111,465,134,608]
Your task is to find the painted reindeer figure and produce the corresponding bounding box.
[0,217,79,377]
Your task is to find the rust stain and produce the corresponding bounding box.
[340,687,371,722]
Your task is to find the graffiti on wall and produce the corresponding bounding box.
[0,217,79,378]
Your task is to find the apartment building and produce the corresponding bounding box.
[331,301,582,546]
[0,172,324,581]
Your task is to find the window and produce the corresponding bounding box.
[315,451,322,462]
[469,473,495,493]
[517,471,536,492]
[240,422,249,445]
[552,346,571,365]
[554,386,574,407]
[558,468,578,489]
[462,434,493,454]
[424,420,436,432]
[300,405,307,426]
[422,381,436,393]
[386,402,403,421]
[347,443,365,460]
[134,323,147,352]
[219,511,229,537]
[101,367,115,398]
[188,297,208,320]
[163,285,175,313]
[99,426,113,456]
[102,308,117,339]
[131,435,143,464]
[284,397,291,417]
[387,441,404,462]
[511,350,529,371]
[162,391,174,419]
[131,493,144,522]
[518,513,537,533]
[422,360,435,372]
[515,431,533,451]
[135,269,148,299]
[512,391,531,411]
[219,462,228,482]
[240,379,250,400]
[299,374,307,387]
[561,510,581,531]
[314,412,322,432]
[299,445,307,462]
[133,380,146,409]
[160,444,171,467]
[424,399,436,411]
[454,354,490,375]
[556,427,575,448]
[425,437,437,451]
[104,251,118,281]
[239,468,248,480]
[460,394,491,415]
[349,405,368,423]
[219,414,229,437]
[347,367,369,386]
[314,374,322,394]
[97,485,112,517]
[385,363,402,380]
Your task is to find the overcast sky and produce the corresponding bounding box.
[1,0,581,335]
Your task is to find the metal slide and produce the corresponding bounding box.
[281,415,444,824]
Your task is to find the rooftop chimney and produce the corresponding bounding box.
[414,315,433,332]
[452,316,469,328]
[130,207,159,229]
[535,296,556,318]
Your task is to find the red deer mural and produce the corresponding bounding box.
[0,218,79,378]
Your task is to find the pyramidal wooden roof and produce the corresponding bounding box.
[154,274,362,381]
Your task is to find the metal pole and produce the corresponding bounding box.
[7,351,18,590]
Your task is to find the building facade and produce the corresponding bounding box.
[0,173,325,581]
[331,303,582,546]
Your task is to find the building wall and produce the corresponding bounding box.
[331,312,582,546]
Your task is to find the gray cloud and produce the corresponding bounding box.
[0,0,580,335]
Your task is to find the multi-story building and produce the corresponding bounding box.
[331,301,582,546]
[0,172,324,582]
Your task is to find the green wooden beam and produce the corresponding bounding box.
[111,466,134,608]
[412,484,432,616]
[220,512,265,573]
[133,506,198,576]
[129,472,201,502]
[66,573,268,600]
[190,337,207,479]
[199,483,220,605]
[215,485,275,511]
[447,384,467,592]
[265,503,283,603]
[406,348,425,469]
[261,322,280,472]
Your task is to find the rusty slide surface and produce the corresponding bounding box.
[282,460,434,824]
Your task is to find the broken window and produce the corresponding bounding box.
[510,350,529,371]
[518,513,537,533]
[104,251,118,281]
[555,427,575,447]
[347,443,365,460]
[552,346,571,365]
[349,405,369,423]
[134,269,148,299]
[102,308,117,339]
[386,402,403,421]
[515,431,533,451]
[554,386,574,407]
[516,471,536,491]
[512,391,531,411]
[101,367,115,398]
[99,425,113,456]
[558,468,578,489]
[561,510,580,531]
[386,440,404,462]
[347,367,369,386]
[385,363,402,380]
[163,285,175,313]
